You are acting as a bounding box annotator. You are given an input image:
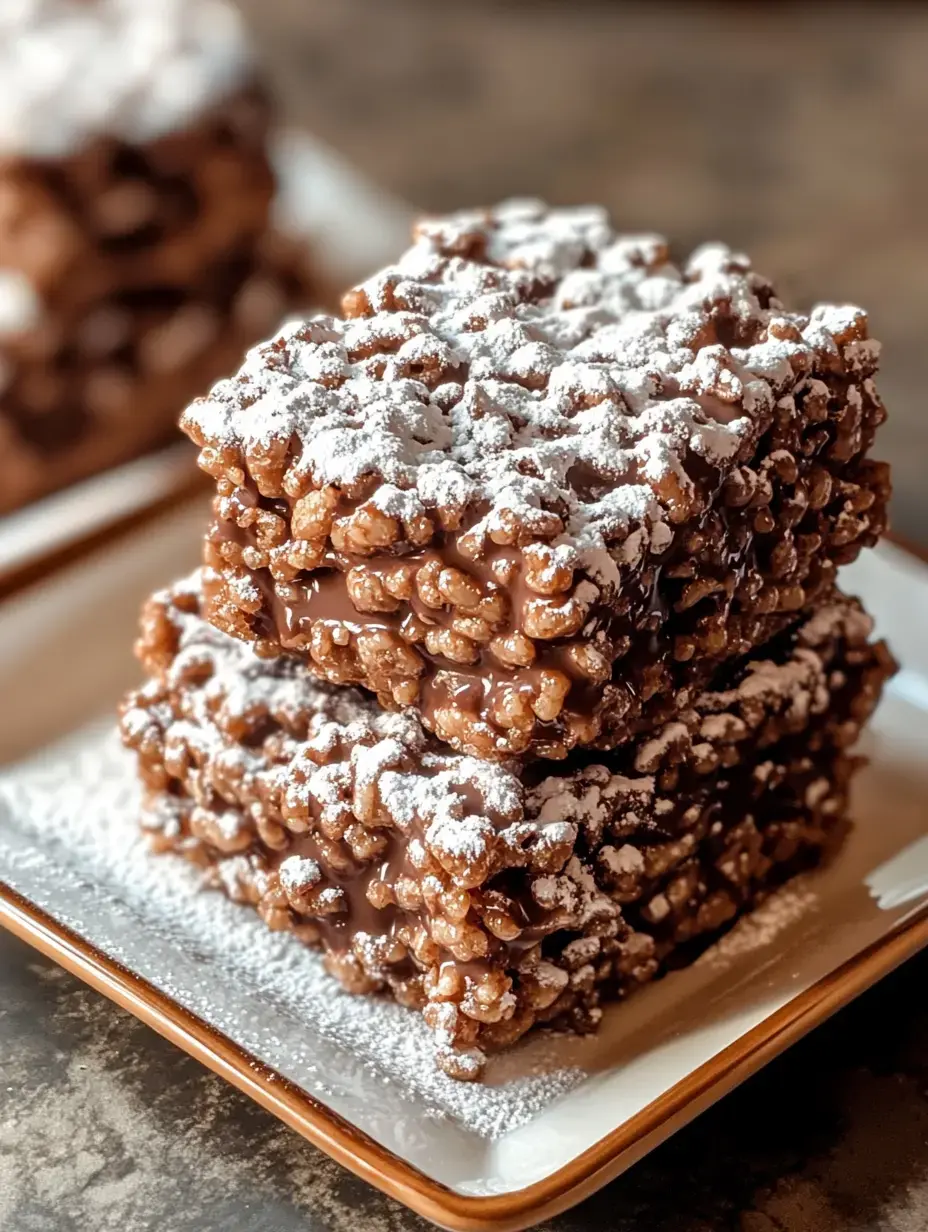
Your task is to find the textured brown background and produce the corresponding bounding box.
[3,4,928,1230]
[2,929,927,1232]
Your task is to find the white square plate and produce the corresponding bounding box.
[1,505,926,1231]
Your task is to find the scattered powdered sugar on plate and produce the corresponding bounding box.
[0,718,827,1142]
[0,721,589,1140]
[694,880,820,968]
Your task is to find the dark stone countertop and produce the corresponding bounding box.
[2,931,928,1231]
[3,3,928,1229]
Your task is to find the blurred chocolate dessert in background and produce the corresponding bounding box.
[0,0,319,515]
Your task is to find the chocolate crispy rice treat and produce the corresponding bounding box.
[0,0,317,514]
[120,573,893,1079]
[186,201,890,761]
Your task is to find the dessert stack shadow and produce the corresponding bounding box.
[120,200,895,1080]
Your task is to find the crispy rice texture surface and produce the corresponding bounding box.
[185,201,889,758]
[120,573,893,1078]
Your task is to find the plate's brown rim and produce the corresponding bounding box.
[2,877,928,1232]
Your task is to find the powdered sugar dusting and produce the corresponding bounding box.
[186,199,878,581]
[0,0,252,158]
[278,854,321,893]
[0,724,587,1141]
[1,706,908,1165]
[695,879,820,967]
